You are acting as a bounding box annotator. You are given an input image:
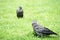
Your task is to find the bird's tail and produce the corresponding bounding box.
[53,32,58,35]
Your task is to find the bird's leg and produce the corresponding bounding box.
[40,33,43,37]
[37,33,43,37]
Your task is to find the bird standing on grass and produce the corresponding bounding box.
[16,6,23,18]
[32,20,57,37]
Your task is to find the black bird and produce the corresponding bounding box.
[16,6,23,18]
[32,20,57,37]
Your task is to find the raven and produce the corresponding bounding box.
[16,6,23,18]
[32,20,57,37]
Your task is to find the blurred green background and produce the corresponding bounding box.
[0,0,60,40]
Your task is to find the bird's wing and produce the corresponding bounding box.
[42,27,57,35]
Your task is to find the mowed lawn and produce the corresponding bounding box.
[0,0,60,40]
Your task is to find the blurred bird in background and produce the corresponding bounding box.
[16,6,23,18]
[32,20,57,37]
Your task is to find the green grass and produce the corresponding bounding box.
[0,0,60,40]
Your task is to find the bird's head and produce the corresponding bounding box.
[32,20,37,26]
[17,6,23,12]
[19,6,22,9]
